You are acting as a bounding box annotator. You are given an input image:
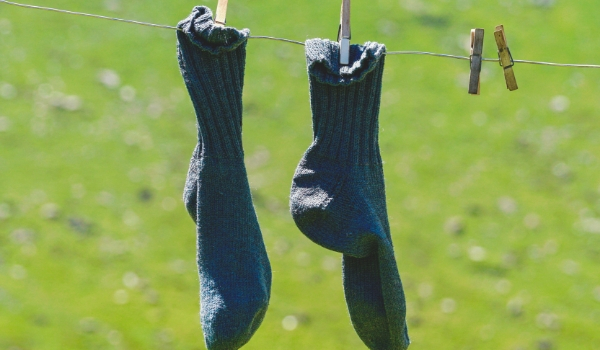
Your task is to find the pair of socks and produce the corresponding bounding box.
[177,6,409,350]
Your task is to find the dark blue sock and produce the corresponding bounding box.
[177,7,271,350]
[290,39,410,349]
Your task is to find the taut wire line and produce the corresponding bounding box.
[0,0,179,30]
[250,36,305,46]
[384,53,600,68]
[386,51,471,60]
[2,0,600,69]
[510,59,600,68]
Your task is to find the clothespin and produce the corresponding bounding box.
[338,0,351,65]
[469,28,484,95]
[214,0,229,27]
[494,25,518,91]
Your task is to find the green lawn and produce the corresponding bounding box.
[1,0,600,349]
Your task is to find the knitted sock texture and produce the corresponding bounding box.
[177,6,271,350]
[290,39,409,350]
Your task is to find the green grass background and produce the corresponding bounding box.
[1,0,600,349]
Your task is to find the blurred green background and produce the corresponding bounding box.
[1,0,600,349]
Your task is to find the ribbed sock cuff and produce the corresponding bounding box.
[177,6,249,158]
[306,39,386,165]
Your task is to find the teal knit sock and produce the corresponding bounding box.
[290,39,410,349]
[177,7,271,350]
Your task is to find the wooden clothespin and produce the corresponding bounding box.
[338,0,351,65]
[214,0,229,27]
[494,25,518,91]
[469,28,484,95]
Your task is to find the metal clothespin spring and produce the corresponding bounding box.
[497,47,515,69]
[470,53,480,64]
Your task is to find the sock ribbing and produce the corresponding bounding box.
[177,6,248,159]
[306,39,386,165]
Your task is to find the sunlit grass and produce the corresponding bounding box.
[1,0,600,349]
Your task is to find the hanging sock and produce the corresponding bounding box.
[290,39,410,349]
[177,6,271,350]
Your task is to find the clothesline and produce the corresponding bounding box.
[2,0,600,69]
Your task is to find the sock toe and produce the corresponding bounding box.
[203,296,269,350]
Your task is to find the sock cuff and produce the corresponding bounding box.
[177,6,249,158]
[177,6,250,55]
[305,39,386,164]
[306,39,386,86]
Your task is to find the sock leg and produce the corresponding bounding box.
[177,7,271,349]
[291,39,409,349]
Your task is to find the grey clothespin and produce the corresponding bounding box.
[338,0,351,65]
[469,28,484,95]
